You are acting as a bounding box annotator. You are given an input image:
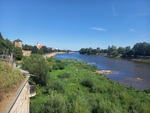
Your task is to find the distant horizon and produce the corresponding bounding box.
[1,32,150,51]
[0,0,150,51]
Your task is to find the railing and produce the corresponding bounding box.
[6,76,29,113]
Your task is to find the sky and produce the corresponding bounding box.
[0,0,150,50]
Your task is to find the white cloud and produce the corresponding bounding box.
[90,27,106,31]
[129,28,135,32]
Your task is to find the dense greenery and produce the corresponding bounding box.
[0,33,14,55]
[0,60,25,101]
[0,33,23,60]
[79,42,150,58]
[29,58,150,113]
[22,54,49,86]
[23,44,71,54]
[23,44,54,54]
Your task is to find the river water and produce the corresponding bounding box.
[55,52,150,89]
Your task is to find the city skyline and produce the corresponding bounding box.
[0,0,150,50]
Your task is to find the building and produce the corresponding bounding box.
[22,50,32,56]
[13,39,32,56]
[13,39,22,49]
[37,43,43,49]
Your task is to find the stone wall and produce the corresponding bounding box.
[6,77,30,113]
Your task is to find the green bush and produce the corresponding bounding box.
[40,93,66,113]
[52,61,65,70]
[47,80,65,93]
[67,94,91,113]
[58,72,72,79]
[81,77,94,88]
[91,84,108,93]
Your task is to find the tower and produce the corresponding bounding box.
[13,39,22,49]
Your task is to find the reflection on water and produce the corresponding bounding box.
[55,52,150,89]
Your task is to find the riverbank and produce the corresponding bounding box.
[131,58,150,63]
[96,70,112,75]
[30,59,150,113]
[44,52,66,58]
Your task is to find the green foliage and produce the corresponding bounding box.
[79,47,101,55]
[58,72,72,79]
[40,93,67,113]
[47,80,65,93]
[133,42,150,56]
[79,42,150,58]
[30,59,150,113]
[13,47,23,60]
[52,60,65,70]
[0,33,14,55]
[0,60,25,89]
[143,89,150,94]
[68,95,91,113]
[81,77,94,89]
[22,54,49,86]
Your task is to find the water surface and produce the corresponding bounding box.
[55,52,150,89]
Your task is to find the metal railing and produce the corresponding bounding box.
[6,76,29,113]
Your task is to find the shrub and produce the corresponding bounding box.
[40,93,66,113]
[67,95,91,113]
[47,80,65,93]
[91,84,107,93]
[81,77,93,88]
[52,60,65,70]
[58,72,72,79]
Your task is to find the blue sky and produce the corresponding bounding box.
[0,0,150,50]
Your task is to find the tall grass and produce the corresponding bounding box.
[0,60,25,90]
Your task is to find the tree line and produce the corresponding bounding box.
[0,33,23,60]
[0,33,71,60]
[79,42,150,58]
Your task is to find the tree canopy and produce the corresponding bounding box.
[79,42,150,58]
[22,54,49,86]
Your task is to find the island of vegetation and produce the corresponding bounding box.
[79,42,150,63]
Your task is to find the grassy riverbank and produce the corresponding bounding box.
[30,59,150,113]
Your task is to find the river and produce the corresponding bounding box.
[55,52,150,89]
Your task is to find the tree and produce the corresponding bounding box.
[32,46,38,54]
[107,45,118,57]
[133,42,150,57]
[118,47,125,55]
[96,47,101,54]
[22,54,49,85]
[124,46,133,57]
[13,47,23,60]
[23,44,33,50]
